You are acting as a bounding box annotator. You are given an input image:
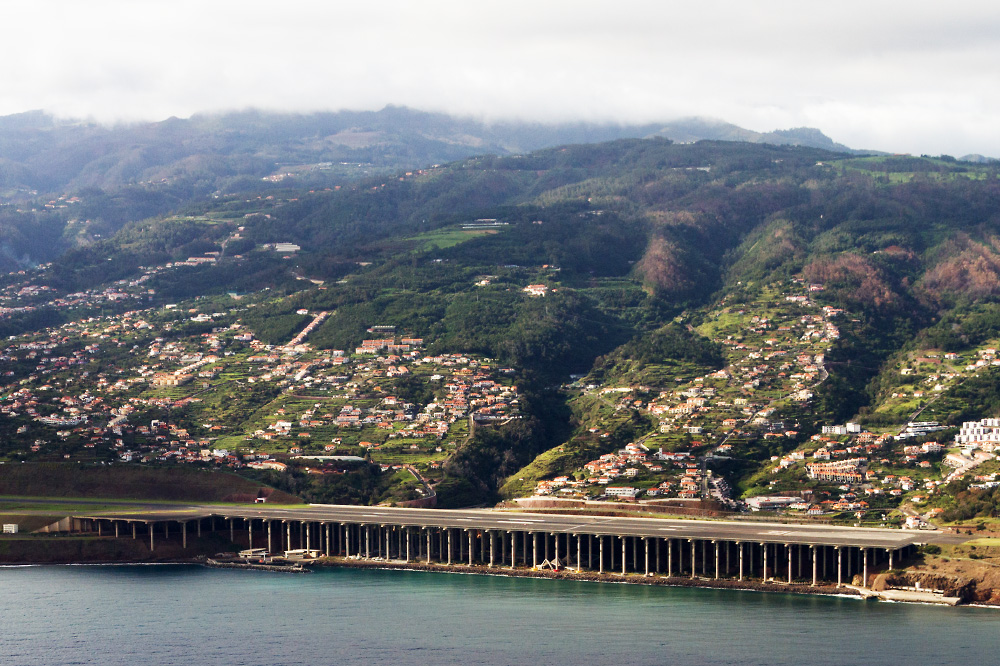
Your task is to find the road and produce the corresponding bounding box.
[72,503,967,549]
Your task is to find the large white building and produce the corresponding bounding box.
[955,418,1000,450]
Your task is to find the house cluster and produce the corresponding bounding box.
[534,445,705,501]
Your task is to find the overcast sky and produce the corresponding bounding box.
[5,0,1000,156]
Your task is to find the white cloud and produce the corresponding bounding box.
[4,0,1000,155]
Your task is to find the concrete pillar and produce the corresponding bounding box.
[837,547,842,587]
[365,526,371,559]
[812,546,817,586]
[469,531,474,566]
[632,536,638,572]
[655,538,661,574]
[763,542,768,581]
[588,535,593,570]
[182,521,187,549]
[577,534,582,571]
[447,529,453,565]
[554,533,560,568]
[197,519,201,538]
[268,521,273,554]
[667,539,673,577]
[714,541,719,580]
[690,540,696,579]
[532,533,538,568]
[599,536,605,574]
[544,533,549,563]
[132,522,136,539]
[286,522,292,552]
[511,531,517,569]
[862,548,868,588]
[248,520,253,551]
[889,548,894,570]
[645,538,650,576]
[489,531,494,567]
[229,517,234,543]
[787,544,792,584]
[622,537,627,575]
[738,542,744,581]
[701,540,706,576]
[149,522,154,551]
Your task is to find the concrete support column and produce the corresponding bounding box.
[511,531,517,569]
[622,536,627,575]
[149,522,154,551]
[862,548,868,588]
[405,528,411,563]
[489,531,494,568]
[690,540,696,579]
[115,521,119,538]
[267,521,273,554]
[889,548,894,570]
[577,535,582,572]
[836,547,842,587]
[588,535,593,570]
[447,529,453,565]
[667,539,673,578]
[787,544,792,584]
[365,526,371,559]
[468,531,474,566]
[532,533,538,568]
[812,546,817,586]
[286,522,292,552]
[645,538,650,576]
[554,533,560,567]
[738,542,744,581]
[132,522,136,540]
[714,541,719,580]
[599,536,605,574]
[763,542,768,581]
[182,521,187,549]
[656,538,661,574]
[248,520,253,551]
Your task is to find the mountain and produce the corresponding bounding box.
[3,137,1000,519]
[0,106,856,198]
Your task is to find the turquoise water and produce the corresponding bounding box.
[1,565,998,665]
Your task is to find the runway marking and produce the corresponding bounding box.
[659,528,677,531]
[762,530,792,535]
[496,519,544,524]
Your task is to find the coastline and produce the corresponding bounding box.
[4,551,999,607]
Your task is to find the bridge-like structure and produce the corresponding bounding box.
[63,504,951,587]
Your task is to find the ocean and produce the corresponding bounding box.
[2,564,997,665]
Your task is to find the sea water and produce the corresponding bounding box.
[1,564,997,665]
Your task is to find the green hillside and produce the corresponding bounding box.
[1,137,999,521]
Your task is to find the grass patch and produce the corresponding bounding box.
[0,463,303,504]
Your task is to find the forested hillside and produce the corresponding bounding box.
[2,136,1000,518]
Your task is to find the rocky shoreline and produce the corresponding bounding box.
[319,556,861,599]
